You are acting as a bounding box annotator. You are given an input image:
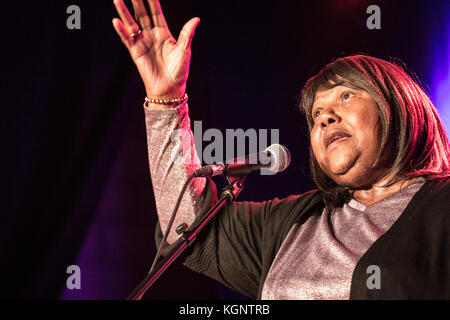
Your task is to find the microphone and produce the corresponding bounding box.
[193,144,291,177]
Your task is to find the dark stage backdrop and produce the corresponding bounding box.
[1,0,449,299]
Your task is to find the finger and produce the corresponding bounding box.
[131,0,152,31]
[147,0,168,28]
[177,17,200,50]
[113,0,140,33]
[112,18,133,49]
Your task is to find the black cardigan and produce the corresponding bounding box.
[156,177,449,299]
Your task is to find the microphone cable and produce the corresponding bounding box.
[147,172,195,276]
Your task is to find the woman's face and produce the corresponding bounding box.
[310,84,389,188]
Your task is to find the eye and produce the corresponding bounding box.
[312,108,322,119]
[342,91,354,101]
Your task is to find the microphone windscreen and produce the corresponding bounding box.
[265,144,291,173]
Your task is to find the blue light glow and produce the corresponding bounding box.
[430,5,450,135]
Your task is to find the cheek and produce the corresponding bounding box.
[310,128,323,160]
[348,108,382,146]
[359,116,382,149]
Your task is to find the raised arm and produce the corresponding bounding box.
[113,0,209,243]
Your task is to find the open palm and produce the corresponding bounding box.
[112,0,200,99]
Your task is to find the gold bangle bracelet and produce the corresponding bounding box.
[144,93,188,107]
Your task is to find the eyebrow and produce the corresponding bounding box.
[311,86,358,115]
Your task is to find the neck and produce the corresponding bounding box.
[350,176,418,207]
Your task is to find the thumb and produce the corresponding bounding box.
[178,17,200,50]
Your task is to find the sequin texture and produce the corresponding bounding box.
[261,178,426,299]
[144,102,207,244]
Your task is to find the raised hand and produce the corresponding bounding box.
[112,0,200,104]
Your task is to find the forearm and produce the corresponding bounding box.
[144,101,216,244]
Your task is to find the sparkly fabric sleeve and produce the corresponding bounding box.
[144,101,216,244]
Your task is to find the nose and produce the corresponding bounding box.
[318,110,340,129]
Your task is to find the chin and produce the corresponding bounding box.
[325,163,357,183]
[321,153,372,187]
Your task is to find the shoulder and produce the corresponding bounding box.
[427,175,450,190]
[402,176,450,234]
[415,176,450,207]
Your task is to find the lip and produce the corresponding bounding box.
[324,130,352,150]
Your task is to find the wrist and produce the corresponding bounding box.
[144,85,186,100]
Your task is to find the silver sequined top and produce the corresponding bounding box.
[144,102,426,299]
[260,177,425,299]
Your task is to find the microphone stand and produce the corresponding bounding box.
[126,176,245,300]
